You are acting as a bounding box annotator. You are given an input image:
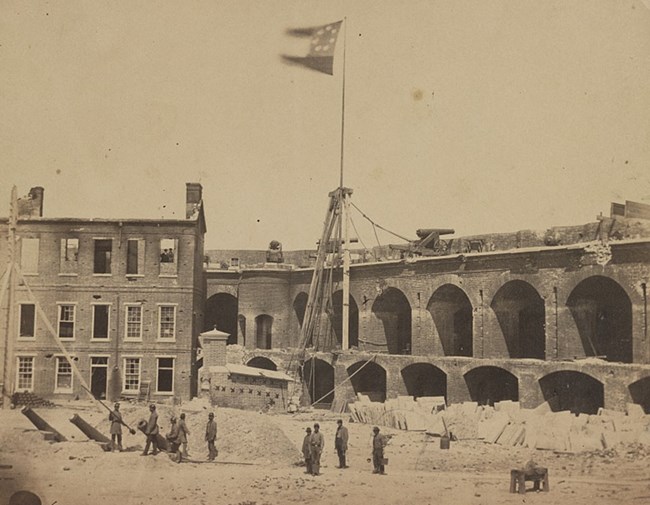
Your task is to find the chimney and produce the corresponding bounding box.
[17,186,44,218]
[185,182,203,219]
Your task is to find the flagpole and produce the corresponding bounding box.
[339,17,347,190]
[338,18,351,351]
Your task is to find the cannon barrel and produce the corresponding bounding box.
[21,407,67,442]
[69,414,111,443]
[416,228,455,239]
[137,419,169,451]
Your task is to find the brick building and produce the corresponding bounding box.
[3,184,649,415]
[204,204,650,414]
[0,184,206,403]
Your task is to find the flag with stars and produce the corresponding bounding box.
[282,20,343,75]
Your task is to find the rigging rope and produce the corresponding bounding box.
[350,202,412,242]
[310,353,379,406]
[348,214,377,261]
[12,263,105,413]
[372,223,382,251]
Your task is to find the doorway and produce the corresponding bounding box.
[90,356,109,400]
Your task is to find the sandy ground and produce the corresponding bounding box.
[1,400,650,505]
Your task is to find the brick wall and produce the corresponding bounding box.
[208,372,288,410]
[237,271,291,349]
[0,217,204,402]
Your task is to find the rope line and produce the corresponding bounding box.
[350,202,411,242]
[348,215,377,261]
[311,353,379,406]
[13,263,105,413]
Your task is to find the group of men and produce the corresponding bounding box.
[108,403,218,463]
[301,420,387,475]
[109,403,387,473]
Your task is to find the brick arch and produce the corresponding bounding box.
[482,273,549,302]
[254,314,273,350]
[490,280,545,359]
[426,284,473,357]
[243,350,292,372]
[292,292,308,329]
[566,275,633,363]
[206,285,238,299]
[559,269,642,305]
[246,356,278,371]
[370,287,412,355]
[539,370,603,414]
[423,276,481,308]
[463,365,519,405]
[629,376,650,414]
[205,292,238,345]
[401,363,447,399]
[303,357,335,405]
[347,360,387,402]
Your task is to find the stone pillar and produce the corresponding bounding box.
[518,373,542,409]
[472,301,485,359]
[384,360,407,399]
[446,368,471,405]
[199,328,230,368]
[334,362,356,403]
[603,374,628,412]
[544,289,559,360]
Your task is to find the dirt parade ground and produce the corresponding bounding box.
[1,399,650,505]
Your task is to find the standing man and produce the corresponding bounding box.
[108,402,124,452]
[142,404,160,456]
[302,427,312,474]
[310,423,324,476]
[205,412,218,461]
[371,426,387,475]
[178,413,190,458]
[335,419,349,468]
[166,416,183,463]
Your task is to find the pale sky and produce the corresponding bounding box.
[1,0,649,250]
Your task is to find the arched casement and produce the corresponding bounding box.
[427,284,473,357]
[255,315,273,350]
[401,363,447,399]
[347,361,387,402]
[205,293,238,345]
[293,292,308,329]
[371,287,412,355]
[567,276,633,363]
[303,358,335,406]
[539,371,604,415]
[629,376,650,414]
[464,366,518,405]
[246,356,278,371]
[491,280,545,359]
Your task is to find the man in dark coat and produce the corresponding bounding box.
[166,416,183,463]
[302,427,312,474]
[205,412,217,461]
[310,423,324,476]
[335,419,349,468]
[142,404,160,456]
[372,426,387,475]
[109,402,125,452]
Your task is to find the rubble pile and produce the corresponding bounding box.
[350,396,650,453]
[93,400,301,465]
